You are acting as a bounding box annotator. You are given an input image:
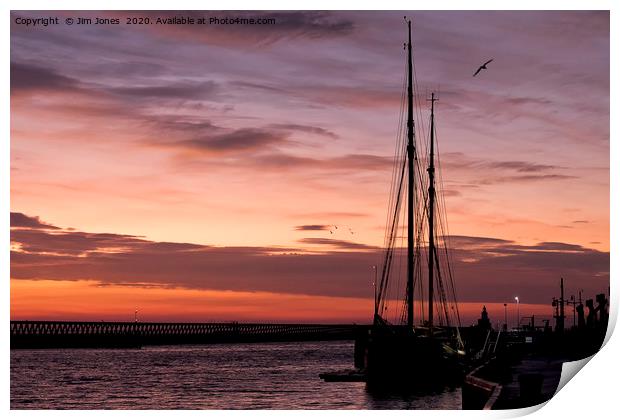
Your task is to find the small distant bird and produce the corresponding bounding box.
[473,59,493,77]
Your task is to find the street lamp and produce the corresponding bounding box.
[515,296,520,331]
[503,303,508,331]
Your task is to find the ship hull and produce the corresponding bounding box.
[364,326,464,389]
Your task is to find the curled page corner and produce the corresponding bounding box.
[503,355,596,416]
[554,296,616,397]
[555,355,594,396]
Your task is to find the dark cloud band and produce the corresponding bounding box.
[11,212,609,304]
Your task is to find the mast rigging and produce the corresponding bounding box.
[428,92,437,331]
[406,18,415,330]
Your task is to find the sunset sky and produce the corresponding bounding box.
[10,11,609,325]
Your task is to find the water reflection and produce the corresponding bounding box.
[11,341,461,409]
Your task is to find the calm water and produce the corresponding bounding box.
[11,341,461,409]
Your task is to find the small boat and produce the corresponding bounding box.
[319,369,367,382]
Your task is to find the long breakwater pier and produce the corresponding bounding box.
[10,320,366,349]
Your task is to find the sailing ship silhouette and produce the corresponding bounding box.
[354,18,465,389]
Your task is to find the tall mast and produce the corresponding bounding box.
[428,92,437,332]
[406,19,415,329]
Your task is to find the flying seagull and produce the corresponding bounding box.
[473,59,493,77]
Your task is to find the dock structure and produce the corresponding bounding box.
[463,353,566,410]
[491,356,566,409]
[461,324,604,409]
[10,320,367,349]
